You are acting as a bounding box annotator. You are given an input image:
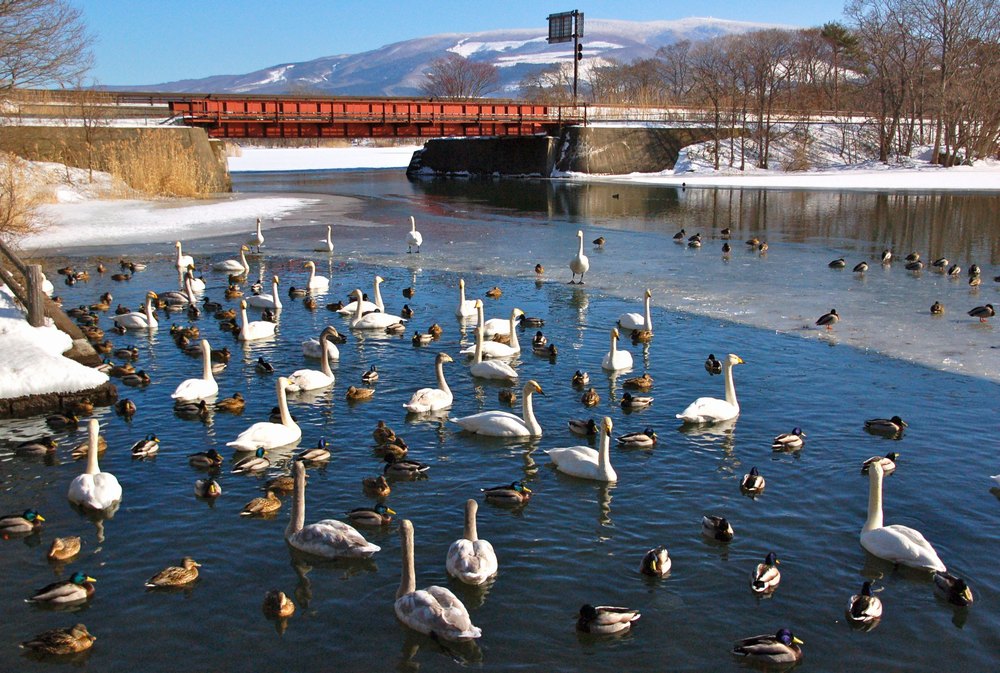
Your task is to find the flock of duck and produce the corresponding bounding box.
[0,216,985,667]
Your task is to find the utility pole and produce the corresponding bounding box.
[546,10,584,105]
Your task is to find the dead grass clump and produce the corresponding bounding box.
[103,131,212,198]
[0,153,45,239]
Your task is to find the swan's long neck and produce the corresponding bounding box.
[307,265,315,285]
[863,467,884,532]
[463,500,479,541]
[276,379,294,427]
[577,234,584,257]
[320,332,332,377]
[326,226,332,246]
[255,219,262,238]
[723,362,738,408]
[398,521,416,598]
[410,216,416,234]
[374,279,384,312]
[201,341,213,381]
[473,327,484,364]
[476,302,485,330]
[240,247,249,274]
[272,279,282,309]
[459,281,467,308]
[176,244,184,266]
[435,358,451,397]
[287,463,305,539]
[644,293,652,331]
[509,311,521,352]
[240,304,249,330]
[521,385,541,434]
[144,296,154,323]
[610,331,618,357]
[352,291,364,321]
[86,420,100,475]
[597,424,611,474]
[185,275,196,303]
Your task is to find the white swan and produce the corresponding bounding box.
[175,240,193,270]
[314,225,334,253]
[247,217,264,253]
[456,278,478,318]
[170,339,219,402]
[227,376,301,450]
[569,229,590,284]
[303,261,329,291]
[212,245,250,274]
[484,306,522,338]
[238,299,276,341]
[396,519,481,640]
[245,275,282,309]
[469,324,518,381]
[349,288,404,329]
[460,301,521,358]
[446,499,498,585]
[406,215,422,254]
[286,460,379,558]
[112,291,158,330]
[184,267,206,293]
[618,289,652,331]
[302,331,339,361]
[601,328,633,372]
[337,275,386,315]
[546,416,616,482]
[160,274,197,307]
[676,353,744,423]
[287,327,337,392]
[67,419,122,510]
[403,353,453,413]
[860,461,946,571]
[451,380,543,437]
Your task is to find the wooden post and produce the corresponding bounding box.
[26,264,45,327]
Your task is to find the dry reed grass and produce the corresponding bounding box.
[102,130,213,198]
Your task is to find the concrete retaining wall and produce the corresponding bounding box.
[408,136,559,177]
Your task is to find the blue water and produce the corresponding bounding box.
[1,171,998,671]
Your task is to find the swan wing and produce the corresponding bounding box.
[287,369,334,392]
[470,361,518,380]
[676,397,739,423]
[227,421,301,451]
[482,317,510,336]
[241,320,276,340]
[461,341,517,358]
[451,411,528,436]
[245,294,277,308]
[861,526,946,571]
[302,339,339,360]
[292,520,380,558]
[395,587,481,640]
[337,300,378,315]
[546,445,612,481]
[617,312,645,330]
[403,388,452,413]
[447,539,498,584]
[171,378,219,401]
[353,313,405,329]
[112,313,150,329]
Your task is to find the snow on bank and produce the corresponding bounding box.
[228,146,422,172]
[0,288,108,398]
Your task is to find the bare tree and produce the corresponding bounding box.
[519,64,575,104]
[420,53,500,99]
[657,40,694,101]
[0,0,93,92]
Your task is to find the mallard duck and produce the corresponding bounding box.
[534,263,544,275]
[829,257,846,269]
[531,331,547,348]
[534,343,557,357]
[399,304,414,320]
[346,385,375,401]
[621,392,653,410]
[930,301,944,315]
[906,259,925,271]
[862,452,899,475]
[816,308,839,330]
[412,331,433,346]
[20,623,96,655]
[904,251,921,263]
[1,509,44,535]
[428,323,443,338]
[568,417,599,437]
[346,503,395,526]
[111,271,131,282]
[383,454,429,479]
[720,227,732,239]
[15,436,58,456]
[702,515,734,542]
[617,427,657,449]
[146,557,201,587]
[518,314,545,328]
[303,294,318,310]
[240,489,282,517]
[498,388,516,406]
[688,235,702,248]
[108,361,134,377]
[846,581,882,627]
[28,571,96,605]
[46,413,79,430]
[297,439,331,462]
[255,357,275,374]
[70,434,107,459]
[359,366,379,384]
[372,420,396,445]
[264,475,293,494]
[721,242,732,256]
[114,345,139,360]
[639,546,671,577]
[864,416,907,435]
[576,604,641,635]
[175,399,212,421]
[758,242,769,253]
[731,629,803,665]
[121,370,151,387]
[216,392,245,413]
[592,236,606,249]
[569,370,588,386]
[232,447,269,474]
[481,481,531,505]
[623,372,654,390]
[705,354,723,376]
[194,478,222,498]
[751,552,781,594]
[92,340,113,354]
[741,466,766,494]
[933,571,974,606]
[581,387,600,407]
[363,475,391,498]
[66,399,95,416]
[968,304,995,322]
[96,262,107,273]
[262,589,295,618]
[481,285,502,299]
[969,275,982,287]
[47,536,81,561]
[130,434,160,457]
[672,228,686,242]
[772,427,806,450]
[188,448,223,469]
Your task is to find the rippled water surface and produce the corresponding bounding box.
[2,171,998,672]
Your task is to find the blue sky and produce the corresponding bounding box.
[74,1,844,85]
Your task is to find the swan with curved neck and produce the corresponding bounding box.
[212,245,250,274]
[349,288,404,329]
[403,353,453,413]
[460,301,521,358]
[676,353,744,423]
[406,216,422,254]
[287,328,337,391]
[303,261,329,291]
[245,276,282,309]
[546,416,616,482]
[112,292,158,330]
[469,324,518,381]
[601,328,633,371]
[450,380,543,437]
[860,462,946,571]
[175,240,193,269]
[227,377,301,450]
[618,289,653,332]
[484,306,523,338]
[285,460,379,558]
[395,519,481,640]
[170,339,219,401]
[446,499,498,585]
[569,230,590,284]
[336,276,384,315]
[68,419,122,510]
[314,225,334,253]
[456,278,477,318]
[247,217,264,253]
[238,299,276,341]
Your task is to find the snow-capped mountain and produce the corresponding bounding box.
[110,17,783,96]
